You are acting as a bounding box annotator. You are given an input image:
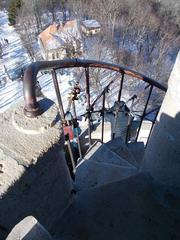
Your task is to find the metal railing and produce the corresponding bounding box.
[23,58,167,169]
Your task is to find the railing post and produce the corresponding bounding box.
[135,85,153,141]
[101,89,106,143]
[51,69,65,120]
[85,67,92,147]
[125,95,136,144]
[72,100,83,160]
[117,71,124,102]
[52,69,75,173]
[145,107,160,147]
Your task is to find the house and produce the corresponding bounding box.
[81,19,101,36]
[38,20,83,60]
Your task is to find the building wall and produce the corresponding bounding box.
[81,25,101,36]
[143,51,180,190]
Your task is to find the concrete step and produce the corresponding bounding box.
[105,137,138,167]
[53,173,180,240]
[83,141,102,160]
[75,160,138,190]
[82,142,135,168]
[127,142,145,167]
[6,216,53,240]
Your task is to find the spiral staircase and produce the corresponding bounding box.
[5,57,180,240]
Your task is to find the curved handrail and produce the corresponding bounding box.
[23,58,167,117]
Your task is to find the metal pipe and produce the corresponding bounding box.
[72,100,82,159]
[23,59,167,118]
[91,79,114,108]
[145,107,160,147]
[85,67,92,147]
[125,96,136,144]
[52,69,76,169]
[101,89,106,143]
[51,69,65,120]
[135,85,153,142]
[66,137,76,171]
[118,72,124,102]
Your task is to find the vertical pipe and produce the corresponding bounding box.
[113,72,124,140]
[135,85,153,141]
[85,67,92,146]
[52,69,65,120]
[101,90,106,143]
[117,71,124,102]
[52,69,75,171]
[72,100,83,159]
[66,135,76,171]
[145,107,160,147]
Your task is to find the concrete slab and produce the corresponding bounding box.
[84,143,135,168]
[105,137,138,167]
[54,173,180,240]
[75,160,138,190]
[0,98,62,167]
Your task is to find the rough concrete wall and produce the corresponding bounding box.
[0,99,73,239]
[143,51,180,190]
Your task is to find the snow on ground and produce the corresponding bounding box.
[0,10,112,118]
[0,10,152,121]
[0,10,29,113]
[0,10,86,116]
[0,10,153,145]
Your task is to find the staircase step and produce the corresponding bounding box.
[105,137,138,167]
[53,173,180,240]
[83,141,102,160]
[127,142,145,167]
[75,160,138,190]
[83,142,135,168]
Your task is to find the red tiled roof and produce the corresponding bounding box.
[39,20,79,49]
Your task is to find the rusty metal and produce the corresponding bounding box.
[125,95,136,144]
[101,89,106,143]
[85,67,92,147]
[135,85,153,141]
[72,100,82,160]
[23,59,167,118]
[91,79,114,108]
[118,71,124,102]
[51,69,66,120]
[145,107,160,147]
[66,135,76,171]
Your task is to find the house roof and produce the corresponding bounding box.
[38,20,81,51]
[82,20,101,29]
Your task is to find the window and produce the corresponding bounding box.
[52,53,55,60]
[56,52,59,59]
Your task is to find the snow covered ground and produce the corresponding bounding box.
[0,9,119,118]
[0,10,86,116]
[0,9,153,144]
[0,10,29,113]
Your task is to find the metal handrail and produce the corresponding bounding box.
[23,58,167,118]
[23,58,167,168]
